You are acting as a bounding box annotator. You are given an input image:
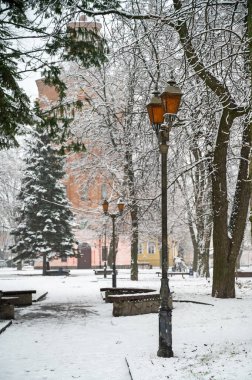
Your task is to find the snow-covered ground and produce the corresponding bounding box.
[0,268,252,380]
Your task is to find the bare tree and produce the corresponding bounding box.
[79,0,251,298]
[0,149,23,256]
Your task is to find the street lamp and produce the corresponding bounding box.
[102,198,125,288]
[146,79,183,358]
[102,224,108,278]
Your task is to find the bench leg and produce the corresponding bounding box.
[0,304,14,319]
[14,293,33,306]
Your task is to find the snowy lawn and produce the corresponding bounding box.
[0,268,251,380]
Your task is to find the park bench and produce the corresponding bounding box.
[137,262,152,269]
[100,287,156,303]
[0,292,19,319]
[46,269,70,276]
[156,271,190,278]
[107,292,162,317]
[1,290,36,306]
[94,269,116,276]
[236,271,252,277]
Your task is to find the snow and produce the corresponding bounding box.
[0,268,252,380]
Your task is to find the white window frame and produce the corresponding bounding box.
[138,244,143,255]
[148,242,155,255]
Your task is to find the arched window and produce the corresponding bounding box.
[80,185,88,201]
[148,242,155,254]
[101,183,107,199]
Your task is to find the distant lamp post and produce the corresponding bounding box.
[102,224,108,278]
[147,79,183,358]
[102,198,125,288]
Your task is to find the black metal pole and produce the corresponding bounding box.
[99,236,102,268]
[157,128,173,358]
[112,215,117,288]
[104,227,107,278]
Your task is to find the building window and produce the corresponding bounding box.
[148,242,155,254]
[101,183,107,199]
[79,219,88,229]
[61,256,67,262]
[138,244,143,255]
[80,186,88,201]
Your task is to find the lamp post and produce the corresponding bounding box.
[102,225,108,278]
[147,79,183,358]
[102,198,125,288]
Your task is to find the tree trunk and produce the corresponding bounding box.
[107,235,119,268]
[42,253,47,276]
[212,110,234,297]
[199,183,212,278]
[124,149,139,281]
[248,0,252,244]
[130,205,138,281]
[200,219,212,278]
[189,222,200,272]
[212,112,250,297]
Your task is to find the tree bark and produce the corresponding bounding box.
[200,212,212,278]
[130,205,139,281]
[211,109,233,297]
[124,149,139,281]
[107,235,119,268]
[212,113,250,297]
[248,0,252,243]
[42,253,47,276]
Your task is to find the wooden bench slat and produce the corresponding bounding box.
[107,293,160,302]
[236,272,252,277]
[2,290,36,295]
[1,290,36,306]
[1,297,19,301]
[94,270,115,275]
[156,272,190,277]
[100,287,157,302]
[100,287,155,293]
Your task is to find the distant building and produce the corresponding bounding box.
[138,239,178,268]
[34,16,180,270]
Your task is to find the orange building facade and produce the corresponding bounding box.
[34,16,179,270]
[36,74,131,269]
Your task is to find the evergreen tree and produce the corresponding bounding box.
[1,0,119,149]
[11,123,74,274]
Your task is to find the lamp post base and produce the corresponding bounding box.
[157,307,173,358]
[157,346,173,358]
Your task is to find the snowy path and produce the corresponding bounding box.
[0,270,132,380]
[0,268,252,379]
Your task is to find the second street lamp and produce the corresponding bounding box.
[102,198,125,288]
[147,79,183,358]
